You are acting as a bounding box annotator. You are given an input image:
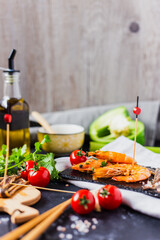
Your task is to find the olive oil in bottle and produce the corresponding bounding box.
[0,49,30,152]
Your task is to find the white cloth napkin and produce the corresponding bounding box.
[55,136,160,219]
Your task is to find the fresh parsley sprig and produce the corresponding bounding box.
[0,135,59,180]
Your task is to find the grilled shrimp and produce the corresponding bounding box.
[88,151,136,164]
[71,158,112,172]
[93,164,151,182]
[112,165,151,182]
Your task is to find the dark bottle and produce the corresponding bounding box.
[0,50,30,152]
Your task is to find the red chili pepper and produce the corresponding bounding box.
[4,114,12,124]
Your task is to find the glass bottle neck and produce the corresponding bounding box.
[3,72,21,99]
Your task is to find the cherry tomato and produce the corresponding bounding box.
[20,160,37,180]
[71,189,95,214]
[28,166,50,187]
[98,185,122,210]
[20,170,28,180]
[70,150,87,165]
[133,107,141,115]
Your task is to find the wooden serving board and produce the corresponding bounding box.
[60,168,160,199]
[0,186,41,224]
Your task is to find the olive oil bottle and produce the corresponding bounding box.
[0,49,30,152]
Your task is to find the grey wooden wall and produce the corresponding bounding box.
[0,0,160,112]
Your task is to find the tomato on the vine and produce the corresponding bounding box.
[71,189,95,214]
[20,160,37,180]
[98,185,122,210]
[70,149,87,165]
[133,107,141,115]
[28,166,50,187]
[20,169,28,180]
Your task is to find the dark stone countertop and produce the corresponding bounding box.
[0,180,160,240]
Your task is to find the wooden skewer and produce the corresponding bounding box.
[10,183,76,194]
[31,111,56,134]
[3,124,10,186]
[133,117,138,164]
[132,96,141,165]
[0,199,71,240]
[21,198,72,240]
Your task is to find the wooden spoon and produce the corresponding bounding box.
[31,111,56,134]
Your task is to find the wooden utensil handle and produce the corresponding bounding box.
[1,199,39,224]
[31,111,55,134]
[11,205,39,224]
[21,199,71,240]
[0,204,61,240]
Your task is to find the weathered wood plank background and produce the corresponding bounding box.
[0,0,159,112]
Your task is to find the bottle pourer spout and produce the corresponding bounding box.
[8,49,16,70]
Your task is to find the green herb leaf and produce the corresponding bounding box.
[1,145,7,156]
[38,153,59,180]
[34,135,51,156]
[0,135,59,181]
[0,144,27,176]
[100,161,107,167]
[20,144,27,156]
[85,151,88,157]
[41,135,51,144]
